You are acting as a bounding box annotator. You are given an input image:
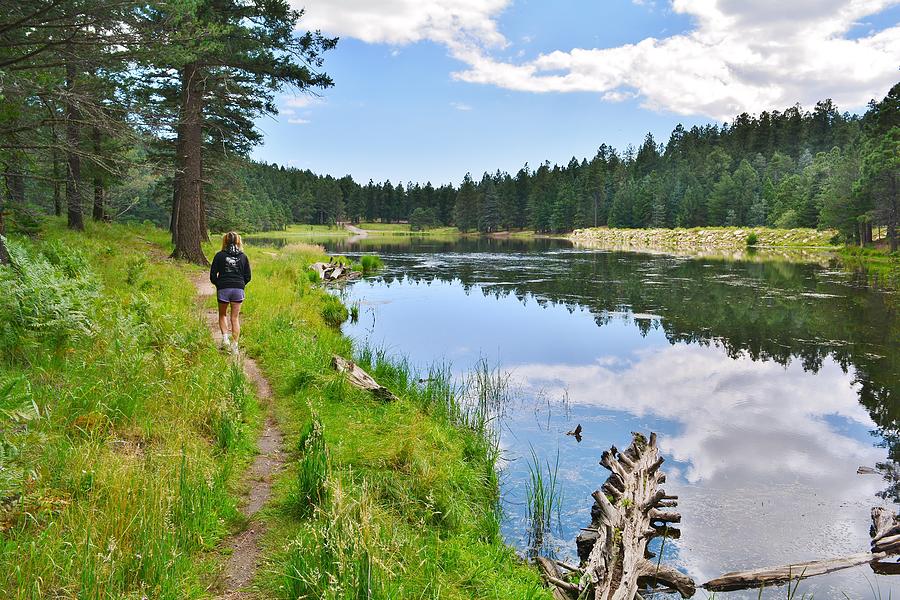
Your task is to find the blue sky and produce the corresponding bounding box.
[252,0,900,185]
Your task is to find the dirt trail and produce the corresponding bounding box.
[341,222,369,243]
[193,276,285,599]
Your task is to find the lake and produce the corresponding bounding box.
[255,233,900,599]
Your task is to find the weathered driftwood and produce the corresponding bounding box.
[547,432,695,600]
[310,261,362,283]
[703,553,887,592]
[331,355,398,402]
[872,506,900,554]
[702,506,900,592]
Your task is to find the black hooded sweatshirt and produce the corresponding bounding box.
[210,244,252,290]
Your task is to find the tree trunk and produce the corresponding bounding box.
[199,151,209,241]
[170,122,184,243]
[52,145,62,216]
[65,60,83,231]
[0,204,8,265]
[91,126,105,221]
[888,176,897,253]
[6,162,25,207]
[559,433,695,600]
[171,62,208,265]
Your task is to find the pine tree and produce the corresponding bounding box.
[551,179,576,232]
[454,174,478,232]
[136,0,336,264]
[478,176,501,233]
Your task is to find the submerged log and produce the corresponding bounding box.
[556,432,696,600]
[703,506,900,592]
[703,553,886,592]
[331,355,398,402]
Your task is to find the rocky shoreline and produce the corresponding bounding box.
[569,226,837,251]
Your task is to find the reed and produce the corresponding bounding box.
[524,445,563,556]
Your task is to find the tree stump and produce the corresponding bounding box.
[547,432,695,600]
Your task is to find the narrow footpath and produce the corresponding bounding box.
[193,274,286,599]
[342,221,369,243]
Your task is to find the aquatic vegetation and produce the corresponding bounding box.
[321,294,350,327]
[359,254,384,274]
[525,446,563,557]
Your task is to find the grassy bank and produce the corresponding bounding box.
[237,242,549,599]
[0,220,259,598]
[1,221,548,598]
[245,224,350,239]
[839,246,900,290]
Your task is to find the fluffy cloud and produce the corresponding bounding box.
[455,0,900,118]
[295,0,900,119]
[295,0,510,48]
[513,345,883,485]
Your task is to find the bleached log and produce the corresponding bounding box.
[703,553,886,592]
[331,355,398,402]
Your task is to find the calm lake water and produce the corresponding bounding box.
[256,234,900,598]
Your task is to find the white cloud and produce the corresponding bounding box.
[287,117,311,125]
[453,0,900,119]
[284,95,323,109]
[450,101,473,111]
[513,345,881,485]
[295,0,900,120]
[296,0,510,48]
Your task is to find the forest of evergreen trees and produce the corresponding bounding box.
[1,0,897,257]
[224,87,898,249]
[0,0,336,265]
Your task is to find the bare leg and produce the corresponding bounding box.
[230,301,242,344]
[218,301,229,337]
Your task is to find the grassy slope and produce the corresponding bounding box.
[838,246,900,291]
[0,221,548,598]
[0,220,260,599]
[237,242,550,599]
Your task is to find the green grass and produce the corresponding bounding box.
[0,218,260,599]
[839,246,900,291]
[245,224,350,238]
[524,446,563,558]
[237,243,550,599]
[358,222,462,236]
[358,254,383,275]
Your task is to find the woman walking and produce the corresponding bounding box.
[210,231,251,351]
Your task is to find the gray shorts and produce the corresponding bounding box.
[217,288,245,303]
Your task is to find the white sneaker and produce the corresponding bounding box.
[230,340,239,354]
[222,333,231,348]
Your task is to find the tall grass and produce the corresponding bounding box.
[288,417,330,518]
[524,446,563,557]
[0,220,257,598]
[359,254,383,275]
[238,245,551,599]
[283,479,383,600]
[322,293,350,327]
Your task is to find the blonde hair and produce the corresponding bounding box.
[221,231,243,251]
